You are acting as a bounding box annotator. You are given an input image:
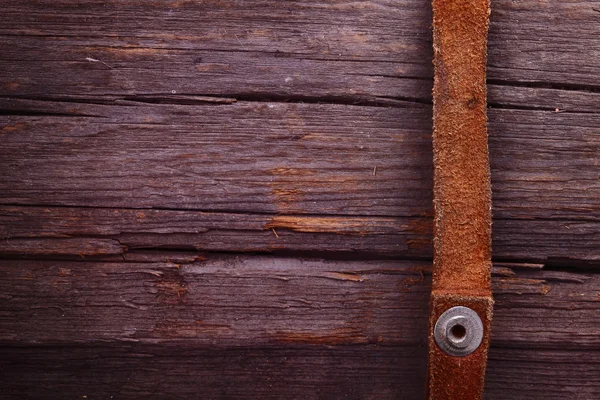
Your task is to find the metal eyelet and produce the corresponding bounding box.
[434,306,484,357]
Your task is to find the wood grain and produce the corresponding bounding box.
[0,255,599,398]
[1,0,599,223]
[2,345,599,399]
[1,100,599,222]
[1,345,428,400]
[0,255,597,349]
[1,0,599,99]
[2,205,600,265]
[1,0,599,398]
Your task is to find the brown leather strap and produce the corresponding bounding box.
[426,0,493,399]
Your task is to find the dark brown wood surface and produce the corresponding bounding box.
[1,0,599,398]
[1,255,599,399]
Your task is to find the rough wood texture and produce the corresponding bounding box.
[2,346,599,400]
[2,255,597,349]
[2,205,600,264]
[1,0,599,97]
[1,346,428,400]
[1,1,600,222]
[2,100,600,222]
[1,0,599,398]
[0,255,599,398]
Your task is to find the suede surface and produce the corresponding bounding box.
[427,0,493,398]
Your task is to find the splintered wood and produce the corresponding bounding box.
[1,0,599,399]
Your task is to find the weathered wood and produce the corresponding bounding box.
[1,0,599,397]
[2,205,600,264]
[0,255,599,399]
[1,0,599,100]
[0,100,431,216]
[0,237,124,258]
[488,0,600,89]
[486,348,600,399]
[1,345,429,400]
[1,100,599,222]
[0,255,597,349]
[488,84,600,113]
[2,346,599,400]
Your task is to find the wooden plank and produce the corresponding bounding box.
[0,1,598,398]
[2,346,599,400]
[1,0,599,101]
[1,345,428,400]
[0,255,597,349]
[0,100,431,216]
[486,348,600,399]
[1,101,599,221]
[488,0,600,88]
[0,0,433,101]
[488,84,600,113]
[0,237,124,258]
[0,255,599,399]
[1,0,599,225]
[2,206,600,264]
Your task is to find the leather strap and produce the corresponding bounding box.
[426,0,493,399]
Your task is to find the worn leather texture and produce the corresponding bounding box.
[426,0,493,399]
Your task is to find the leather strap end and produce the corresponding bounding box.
[425,293,493,400]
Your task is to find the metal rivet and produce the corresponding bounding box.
[434,306,483,357]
